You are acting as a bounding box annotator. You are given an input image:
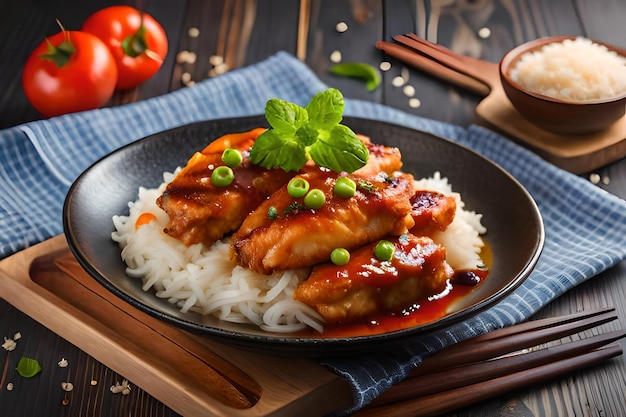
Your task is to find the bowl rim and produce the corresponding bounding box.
[499,35,626,106]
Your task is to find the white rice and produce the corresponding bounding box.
[112,171,486,333]
[413,172,486,271]
[510,37,626,102]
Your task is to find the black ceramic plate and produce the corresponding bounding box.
[63,115,544,356]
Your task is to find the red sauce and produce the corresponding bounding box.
[300,240,492,338]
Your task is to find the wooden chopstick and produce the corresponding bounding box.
[370,329,626,405]
[355,308,623,416]
[356,343,623,417]
[376,40,490,97]
[454,307,617,343]
[415,307,618,373]
[391,33,500,88]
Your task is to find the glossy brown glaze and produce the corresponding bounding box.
[230,168,415,274]
[157,128,294,246]
[294,234,454,324]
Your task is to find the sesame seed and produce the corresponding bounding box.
[408,98,422,108]
[185,52,197,64]
[336,22,348,33]
[379,61,391,71]
[214,63,229,75]
[330,50,342,63]
[209,55,224,66]
[188,27,200,38]
[478,27,491,39]
[392,76,405,87]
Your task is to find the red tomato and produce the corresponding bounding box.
[82,6,168,90]
[22,30,118,118]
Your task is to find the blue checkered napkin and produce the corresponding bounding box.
[324,101,626,414]
[1,52,625,415]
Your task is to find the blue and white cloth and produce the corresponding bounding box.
[2,52,626,415]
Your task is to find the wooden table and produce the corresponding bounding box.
[1,1,625,416]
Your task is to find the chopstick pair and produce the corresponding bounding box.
[355,307,624,417]
[376,33,500,96]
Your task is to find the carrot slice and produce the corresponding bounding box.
[135,212,157,230]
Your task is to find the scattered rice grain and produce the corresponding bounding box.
[336,22,348,33]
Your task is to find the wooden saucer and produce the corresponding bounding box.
[476,86,626,174]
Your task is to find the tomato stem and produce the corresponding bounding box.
[40,37,75,68]
[121,13,149,58]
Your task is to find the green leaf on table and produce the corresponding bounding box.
[249,88,369,173]
[329,62,381,91]
[16,357,42,378]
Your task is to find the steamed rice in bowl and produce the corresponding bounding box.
[509,36,626,102]
[111,170,487,334]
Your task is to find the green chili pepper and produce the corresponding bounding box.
[330,62,381,91]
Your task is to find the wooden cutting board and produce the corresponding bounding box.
[475,85,626,174]
[0,235,353,417]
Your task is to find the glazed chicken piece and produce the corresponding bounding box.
[156,128,294,246]
[230,168,416,274]
[354,134,403,177]
[293,234,454,324]
[158,128,404,248]
[409,190,457,235]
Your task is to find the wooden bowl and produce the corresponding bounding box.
[499,36,626,135]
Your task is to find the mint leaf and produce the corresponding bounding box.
[265,98,308,133]
[249,129,308,172]
[249,88,369,173]
[308,124,369,173]
[306,89,344,130]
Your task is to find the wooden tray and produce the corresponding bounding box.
[0,235,353,417]
[476,86,626,174]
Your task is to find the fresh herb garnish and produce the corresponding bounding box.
[15,357,42,378]
[283,202,305,216]
[357,179,376,192]
[249,88,369,173]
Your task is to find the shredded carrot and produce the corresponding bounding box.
[135,212,157,230]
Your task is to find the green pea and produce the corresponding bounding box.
[334,176,357,198]
[287,177,310,198]
[374,240,395,261]
[221,148,243,167]
[268,206,278,220]
[304,189,326,209]
[330,248,350,266]
[211,166,234,187]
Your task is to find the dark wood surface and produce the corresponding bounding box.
[1,1,625,416]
